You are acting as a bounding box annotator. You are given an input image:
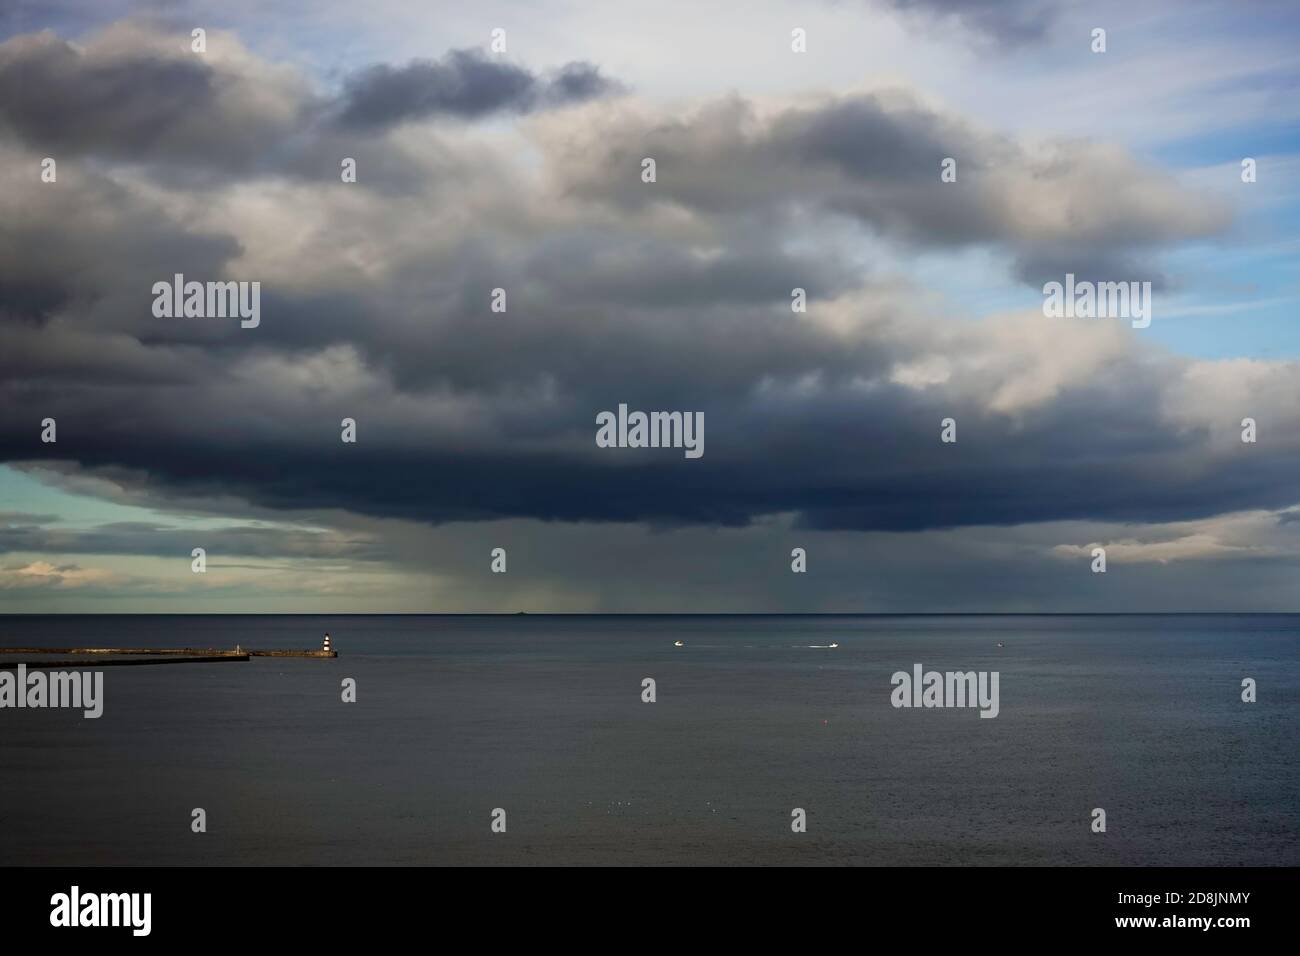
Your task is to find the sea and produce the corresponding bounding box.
[0,614,1296,866]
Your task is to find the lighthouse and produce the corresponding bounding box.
[322,633,332,653]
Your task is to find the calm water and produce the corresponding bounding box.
[1,614,1296,866]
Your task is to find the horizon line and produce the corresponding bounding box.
[3,611,1300,617]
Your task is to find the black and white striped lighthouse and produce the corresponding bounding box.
[322,632,332,653]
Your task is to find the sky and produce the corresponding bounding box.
[1,0,1299,612]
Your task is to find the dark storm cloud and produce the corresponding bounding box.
[0,18,1289,541]
[334,51,618,128]
[0,277,69,324]
[7,314,1299,535]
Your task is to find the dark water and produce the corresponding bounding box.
[0,614,1296,866]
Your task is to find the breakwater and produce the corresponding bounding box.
[0,647,335,668]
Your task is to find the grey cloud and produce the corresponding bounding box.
[882,0,1061,45]
[0,27,309,170]
[544,91,1231,288]
[398,512,1300,612]
[0,26,620,184]
[546,61,622,105]
[1011,247,1172,292]
[0,18,1286,545]
[335,50,618,128]
[0,29,203,146]
[0,144,241,334]
[8,306,1300,536]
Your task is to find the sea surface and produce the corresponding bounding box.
[0,614,1296,866]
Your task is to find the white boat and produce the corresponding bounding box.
[673,640,684,647]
